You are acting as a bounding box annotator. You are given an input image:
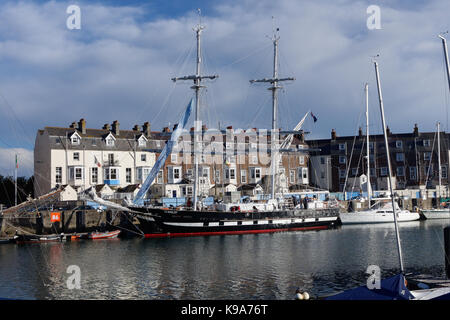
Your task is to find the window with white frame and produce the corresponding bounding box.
[55,167,62,184]
[240,170,247,183]
[423,140,431,147]
[171,154,177,163]
[126,168,132,183]
[106,137,115,147]
[287,170,294,184]
[380,167,388,176]
[108,153,115,165]
[339,169,346,178]
[351,168,358,176]
[75,167,83,180]
[168,166,182,183]
[71,134,81,145]
[250,167,261,180]
[299,156,305,165]
[339,156,346,164]
[397,166,405,176]
[91,167,98,184]
[424,152,431,161]
[156,170,164,184]
[396,141,403,149]
[141,154,147,162]
[370,167,376,177]
[73,152,80,161]
[339,143,346,151]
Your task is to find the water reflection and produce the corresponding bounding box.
[0,220,448,299]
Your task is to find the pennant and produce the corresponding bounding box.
[311,112,317,123]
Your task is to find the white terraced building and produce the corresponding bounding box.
[34,119,158,197]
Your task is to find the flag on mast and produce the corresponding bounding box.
[15,154,18,169]
[310,112,318,123]
[94,155,101,168]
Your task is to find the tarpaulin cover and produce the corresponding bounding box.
[325,274,414,300]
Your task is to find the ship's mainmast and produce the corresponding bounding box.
[250,29,295,199]
[172,11,218,209]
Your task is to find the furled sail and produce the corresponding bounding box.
[266,111,309,195]
[132,98,193,204]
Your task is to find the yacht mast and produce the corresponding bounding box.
[172,10,218,209]
[438,33,450,94]
[15,153,18,206]
[437,121,441,203]
[365,83,372,203]
[374,59,405,273]
[250,29,295,199]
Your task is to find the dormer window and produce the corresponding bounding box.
[70,132,81,145]
[137,134,147,147]
[104,133,116,147]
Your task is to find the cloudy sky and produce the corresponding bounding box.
[0,0,449,176]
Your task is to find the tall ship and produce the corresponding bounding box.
[116,19,340,237]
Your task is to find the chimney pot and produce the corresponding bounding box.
[331,129,336,140]
[103,123,110,130]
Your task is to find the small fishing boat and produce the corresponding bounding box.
[81,230,121,240]
[14,234,62,244]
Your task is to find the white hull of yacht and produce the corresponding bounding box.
[340,209,420,224]
[421,209,450,220]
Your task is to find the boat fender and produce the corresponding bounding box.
[302,292,310,300]
[295,293,304,300]
[295,288,303,300]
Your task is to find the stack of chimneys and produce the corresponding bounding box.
[112,120,120,136]
[70,119,152,138]
[413,123,419,137]
[331,129,337,140]
[79,119,86,134]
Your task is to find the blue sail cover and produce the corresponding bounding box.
[325,274,415,300]
[133,99,193,204]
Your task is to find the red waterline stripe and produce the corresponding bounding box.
[144,225,329,238]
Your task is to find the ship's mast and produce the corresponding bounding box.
[172,10,218,209]
[250,28,295,199]
[437,121,441,203]
[439,33,450,95]
[365,83,372,204]
[374,59,404,273]
[15,153,18,206]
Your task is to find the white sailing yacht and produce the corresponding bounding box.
[340,82,419,224]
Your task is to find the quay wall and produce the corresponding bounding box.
[0,209,130,237]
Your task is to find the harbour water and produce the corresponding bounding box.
[0,219,448,300]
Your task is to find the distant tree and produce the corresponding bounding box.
[0,175,34,207]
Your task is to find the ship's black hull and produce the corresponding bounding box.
[131,206,340,238]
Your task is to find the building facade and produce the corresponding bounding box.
[307,124,450,193]
[34,120,312,199]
